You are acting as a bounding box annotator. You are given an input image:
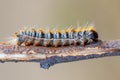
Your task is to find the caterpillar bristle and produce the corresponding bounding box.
[66,27,73,32]
[70,27,75,32]
[39,28,44,32]
[81,26,87,31]
[13,32,18,38]
[88,26,95,31]
[76,27,81,32]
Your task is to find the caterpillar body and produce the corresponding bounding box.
[13,26,98,47]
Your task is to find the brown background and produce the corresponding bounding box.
[0,0,120,80]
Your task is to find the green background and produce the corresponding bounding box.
[0,0,120,80]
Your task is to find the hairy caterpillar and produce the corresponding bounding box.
[13,26,98,47]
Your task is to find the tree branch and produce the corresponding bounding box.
[0,40,120,69]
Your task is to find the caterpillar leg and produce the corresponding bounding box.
[16,42,22,46]
[43,39,51,47]
[24,38,34,46]
[33,39,43,46]
[53,39,61,47]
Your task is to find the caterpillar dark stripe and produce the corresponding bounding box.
[13,26,98,47]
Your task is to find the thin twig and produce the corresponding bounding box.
[0,40,120,69]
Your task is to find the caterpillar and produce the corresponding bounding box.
[12,26,98,47]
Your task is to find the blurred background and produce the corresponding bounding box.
[0,0,120,80]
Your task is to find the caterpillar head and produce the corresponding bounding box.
[78,27,98,45]
[12,31,27,46]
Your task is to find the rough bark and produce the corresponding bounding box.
[0,40,120,69]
